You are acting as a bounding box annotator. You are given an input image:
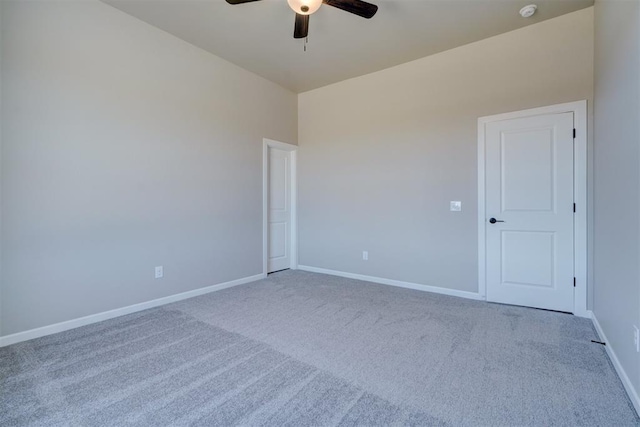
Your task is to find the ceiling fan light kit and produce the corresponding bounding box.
[287,0,323,15]
[226,0,378,40]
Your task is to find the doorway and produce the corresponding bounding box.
[478,101,588,316]
[263,138,298,274]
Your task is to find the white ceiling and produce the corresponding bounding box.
[102,0,594,93]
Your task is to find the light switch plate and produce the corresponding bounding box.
[450,201,462,212]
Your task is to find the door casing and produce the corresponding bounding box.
[263,138,298,275]
[477,100,588,317]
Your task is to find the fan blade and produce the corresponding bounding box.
[225,0,262,4]
[323,0,378,18]
[294,13,309,39]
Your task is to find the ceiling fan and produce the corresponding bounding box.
[225,0,379,39]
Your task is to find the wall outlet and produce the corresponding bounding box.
[155,266,163,279]
[450,201,462,212]
[634,325,639,353]
[362,251,368,261]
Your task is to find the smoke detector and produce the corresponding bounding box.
[519,4,537,18]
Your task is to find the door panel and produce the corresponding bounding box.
[501,129,554,212]
[501,231,554,288]
[268,148,291,272]
[485,112,574,312]
[269,222,287,259]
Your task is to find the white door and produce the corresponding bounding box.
[485,112,574,312]
[268,147,291,273]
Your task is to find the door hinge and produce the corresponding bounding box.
[574,277,576,287]
[573,203,576,213]
[573,128,576,139]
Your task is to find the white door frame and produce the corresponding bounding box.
[477,100,588,317]
[263,138,298,275]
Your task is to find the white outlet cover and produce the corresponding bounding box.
[155,266,163,279]
[362,251,368,261]
[450,201,462,211]
[634,325,639,352]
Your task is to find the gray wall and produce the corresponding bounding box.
[0,0,297,336]
[0,0,3,334]
[298,9,594,293]
[593,0,640,398]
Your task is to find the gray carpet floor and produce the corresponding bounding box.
[1,270,638,426]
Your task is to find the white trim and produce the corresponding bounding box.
[263,138,298,275]
[477,100,589,317]
[298,265,483,301]
[572,101,589,317]
[0,273,265,348]
[477,119,487,299]
[590,311,640,416]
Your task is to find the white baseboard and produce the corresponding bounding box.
[590,310,640,416]
[298,265,483,301]
[0,273,266,348]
